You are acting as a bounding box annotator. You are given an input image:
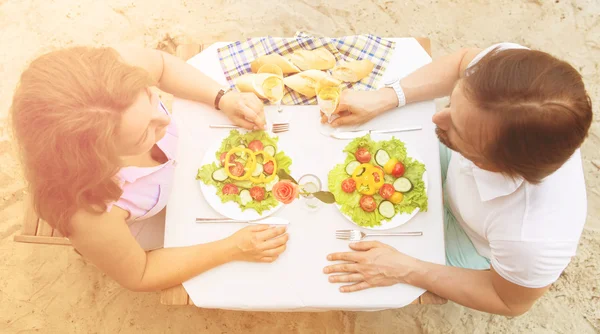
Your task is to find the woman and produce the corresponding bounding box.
[11,46,289,291]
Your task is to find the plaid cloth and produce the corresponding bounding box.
[217,31,396,105]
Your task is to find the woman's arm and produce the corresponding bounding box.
[115,46,265,130]
[69,208,288,292]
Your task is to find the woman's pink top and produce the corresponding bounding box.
[107,101,178,250]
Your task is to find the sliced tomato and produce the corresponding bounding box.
[378,184,395,199]
[264,161,275,175]
[250,186,266,201]
[220,152,236,166]
[359,195,377,212]
[229,161,245,177]
[392,162,405,178]
[373,166,384,183]
[222,183,239,195]
[341,178,357,193]
[355,148,372,163]
[248,140,264,152]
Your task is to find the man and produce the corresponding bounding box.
[322,43,592,316]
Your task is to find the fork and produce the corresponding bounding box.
[336,229,423,241]
[210,123,289,133]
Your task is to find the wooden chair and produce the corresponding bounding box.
[14,38,446,307]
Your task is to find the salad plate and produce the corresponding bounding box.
[328,135,428,230]
[197,130,293,220]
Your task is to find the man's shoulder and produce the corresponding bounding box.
[521,151,587,241]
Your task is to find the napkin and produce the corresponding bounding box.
[217,31,396,105]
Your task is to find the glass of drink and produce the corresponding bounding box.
[316,77,342,136]
[297,174,322,211]
[256,64,285,113]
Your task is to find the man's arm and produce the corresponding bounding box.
[407,260,549,316]
[327,47,483,126]
[325,241,549,316]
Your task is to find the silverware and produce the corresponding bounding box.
[210,123,290,133]
[336,229,423,241]
[331,126,422,139]
[195,217,289,225]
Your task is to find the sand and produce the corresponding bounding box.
[0,0,599,333]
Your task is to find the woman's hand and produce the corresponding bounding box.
[323,241,421,292]
[219,91,266,130]
[320,88,399,127]
[226,225,289,263]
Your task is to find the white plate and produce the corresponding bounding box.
[333,141,428,231]
[198,131,287,220]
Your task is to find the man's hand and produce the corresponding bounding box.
[219,91,266,130]
[320,88,398,127]
[323,241,421,292]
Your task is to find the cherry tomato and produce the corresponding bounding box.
[373,166,384,183]
[248,140,264,152]
[250,186,266,201]
[390,192,404,204]
[263,161,275,175]
[222,184,239,195]
[229,161,245,177]
[359,195,377,212]
[220,152,236,166]
[355,148,372,163]
[341,178,357,193]
[392,162,405,178]
[378,184,395,199]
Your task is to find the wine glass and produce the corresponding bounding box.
[316,77,342,136]
[256,64,284,113]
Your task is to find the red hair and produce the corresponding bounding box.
[10,47,155,235]
[463,48,593,184]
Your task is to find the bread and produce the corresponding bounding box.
[289,48,336,71]
[234,73,279,99]
[331,59,375,83]
[250,54,301,74]
[283,70,341,98]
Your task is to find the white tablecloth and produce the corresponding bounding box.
[165,38,445,311]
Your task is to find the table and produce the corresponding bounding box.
[162,38,445,310]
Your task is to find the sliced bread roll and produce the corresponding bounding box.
[289,48,336,71]
[331,59,375,83]
[234,73,279,99]
[283,70,341,98]
[250,54,301,74]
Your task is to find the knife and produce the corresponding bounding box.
[331,126,422,139]
[195,217,289,225]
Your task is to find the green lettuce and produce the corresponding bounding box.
[328,135,428,227]
[197,130,292,214]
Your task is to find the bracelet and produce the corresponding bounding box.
[214,87,232,110]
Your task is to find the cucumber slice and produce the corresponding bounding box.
[393,177,413,193]
[265,175,279,192]
[345,161,361,175]
[378,201,395,219]
[232,180,253,189]
[252,163,264,177]
[211,168,228,182]
[239,190,252,205]
[264,145,276,157]
[375,149,391,167]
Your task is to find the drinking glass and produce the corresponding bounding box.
[316,77,342,136]
[297,174,322,211]
[256,64,284,113]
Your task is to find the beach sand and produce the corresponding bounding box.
[0,0,599,333]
